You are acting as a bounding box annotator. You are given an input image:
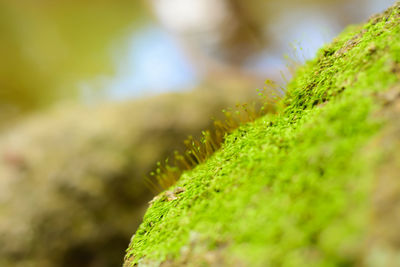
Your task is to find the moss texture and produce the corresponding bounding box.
[0,82,257,267]
[125,3,400,266]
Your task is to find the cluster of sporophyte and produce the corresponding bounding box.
[146,80,285,193]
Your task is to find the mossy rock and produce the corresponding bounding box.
[0,83,257,267]
[125,3,400,266]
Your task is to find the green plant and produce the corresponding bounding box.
[125,4,400,265]
[146,80,284,192]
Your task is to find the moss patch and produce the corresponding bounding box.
[125,3,400,266]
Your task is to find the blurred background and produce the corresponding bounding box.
[0,0,395,266]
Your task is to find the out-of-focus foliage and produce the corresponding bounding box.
[150,0,380,71]
[0,0,148,121]
[0,0,386,124]
[0,80,257,267]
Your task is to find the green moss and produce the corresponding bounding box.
[125,3,400,266]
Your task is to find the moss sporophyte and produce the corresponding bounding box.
[146,80,284,193]
[126,3,400,266]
